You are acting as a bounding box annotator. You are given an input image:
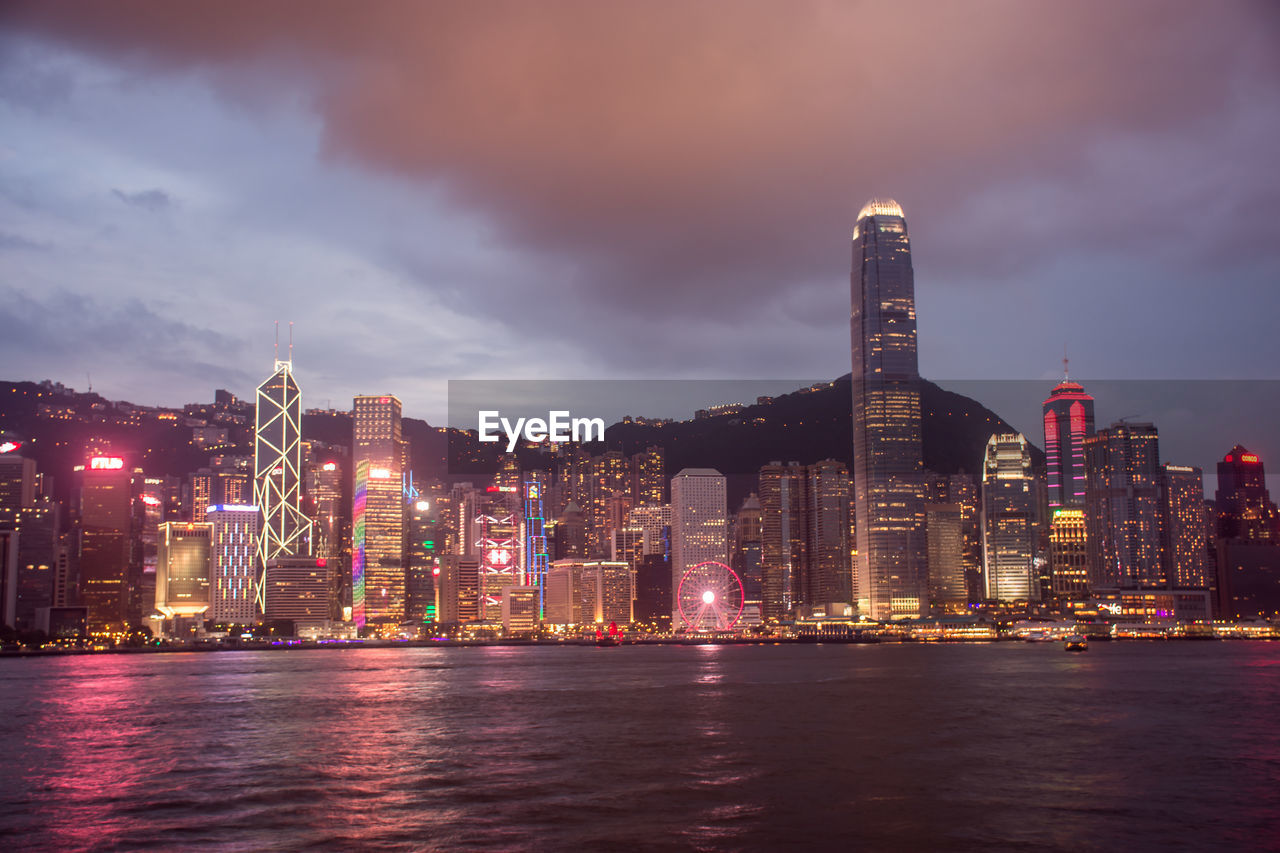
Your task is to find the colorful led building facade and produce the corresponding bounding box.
[850,198,927,620]
[1042,372,1095,509]
[352,459,368,627]
[353,395,407,625]
[523,480,549,617]
[254,358,312,611]
[207,504,260,625]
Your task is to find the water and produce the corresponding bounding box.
[2,642,1278,851]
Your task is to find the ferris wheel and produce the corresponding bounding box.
[676,561,745,632]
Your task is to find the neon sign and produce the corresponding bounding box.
[322,462,338,472]
[1242,454,1259,464]
[0,441,20,454]
[369,467,393,479]
[90,456,124,470]
[141,495,162,506]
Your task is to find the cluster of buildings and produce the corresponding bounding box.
[1,199,1277,645]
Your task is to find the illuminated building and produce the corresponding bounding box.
[76,455,135,631]
[254,357,313,614]
[407,498,443,623]
[310,459,347,620]
[189,470,215,519]
[1042,369,1094,509]
[263,556,332,633]
[352,395,407,625]
[554,501,587,559]
[0,450,59,630]
[500,585,538,634]
[1213,446,1280,618]
[670,468,727,630]
[926,503,966,608]
[476,494,518,622]
[1083,422,1162,587]
[1048,508,1089,601]
[437,554,479,625]
[1160,465,1208,588]
[630,446,665,506]
[545,559,633,625]
[804,459,852,609]
[1214,445,1279,542]
[0,530,15,628]
[759,462,804,618]
[588,451,629,556]
[981,434,1038,601]
[206,505,260,625]
[523,480,549,616]
[850,197,927,619]
[155,522,213,627]
[731,495,763,618]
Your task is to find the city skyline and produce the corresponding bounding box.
[2,2,1278,422]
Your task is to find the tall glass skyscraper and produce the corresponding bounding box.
[254,358,312,612]
[981,433,1038,602]
[1042,371,1095,509]
[850,198,927,619]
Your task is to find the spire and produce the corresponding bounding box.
[288,321,294,365]
[1063,343,1069,381]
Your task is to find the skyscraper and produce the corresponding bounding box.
[1042,370,1095,510]
[254,357,312,613]
[207,504,260,625]
[1048,507,1089,602]
[670,468,727,631]
[804,459,852,608]
[352,395,407,626]
[1083,422,1163,587]
[1214,446,1279,542]
[759,462,805,619]
[76,455,135,631]
[850,198,927,619]
[154,521,213,631]
[1160,465,1208,588]
[981,434,1038,601]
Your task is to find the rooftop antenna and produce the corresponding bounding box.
[274,321,280,364]
[288,321,294,364]
[1063,343,1069,381]
[87,370,92,394]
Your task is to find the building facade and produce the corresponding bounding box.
[850,198,927,619]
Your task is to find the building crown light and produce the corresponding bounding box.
[858,198,905,220]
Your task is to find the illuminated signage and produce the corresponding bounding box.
[207,504,259,514]
[378,397,391,404]
[322,462,338,472]
[485,548,512,566]
[90,456,124,470]
[316,558,327,568]
[369,467,393,479]
[0,441,20,454]
[1242,454,1259,464]
[432,566,440,577]
[140,495,162,507]
[485,485,518,493]
[415,499,430,512]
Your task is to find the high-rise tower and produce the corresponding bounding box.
[254,340,312,612]
[1042,365,1095,510]
[981,433,1038,601]
[850,198,927,619]
[352,395,407,626]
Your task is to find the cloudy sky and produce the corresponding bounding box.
[2,1,1278,425]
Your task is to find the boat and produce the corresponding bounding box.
[1024,630,1055,643]
[1063,634,1088,652]
[595,622,622,647]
